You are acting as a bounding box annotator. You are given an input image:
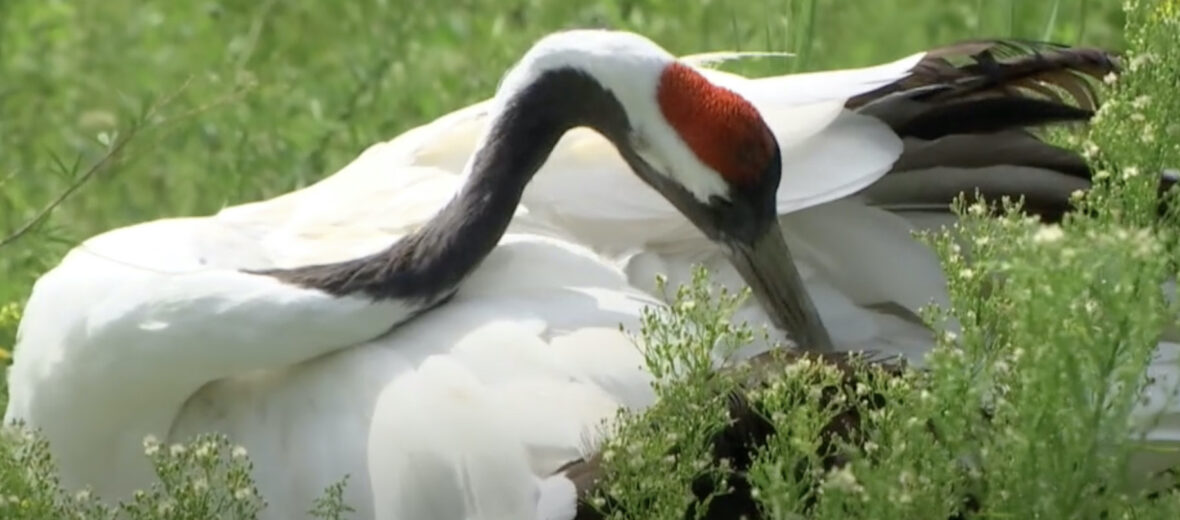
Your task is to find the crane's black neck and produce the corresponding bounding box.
[254,68,633,305]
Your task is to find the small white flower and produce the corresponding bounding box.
[143,435,161,456]
[1128,52,1156,72]
[74,489,91,502]
[1142,123,1156,143]
[169,443,186,457]
[234,487,254,501]
[1032,225,1064,243]
[785,356,813,376]
[1083,141,1101,159]
[825,466,863,494]
[232,445,249,459]
[194,443,212,459]
[808,386,823,401]
[693,457,709,471]
[192,477,209,493]
[855,382,871,396]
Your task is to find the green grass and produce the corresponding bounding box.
[0,0,1126,306]
[2,0,1178,518]
[0,0,1130,381]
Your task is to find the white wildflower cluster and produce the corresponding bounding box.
[233,487,254,501]
[142,434,161,456]
[1032,225,1064,244]
[120,433,267,517]
[1082,139,1103,161]
[966,200,989,217]
[588,267,749,518]
[822,465,865,495]
[1127,51,1158,73]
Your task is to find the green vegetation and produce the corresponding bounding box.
[2,0,1178,518]
[593,269,754,518]
[0,0,1127,306]
[592,1,1180,518]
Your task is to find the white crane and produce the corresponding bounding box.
[276,34,1180,511]
[309,39,1150,361]
[1,29,865,519]
[381,38,1180,499]
[4,29,1177,519]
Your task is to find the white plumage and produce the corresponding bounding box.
[4,28,1178,520]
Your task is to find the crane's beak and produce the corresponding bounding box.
[611,143,833,350]
[726,222,835,352]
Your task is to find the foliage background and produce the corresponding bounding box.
[0,0,1126,305]
[4,0,1179,518]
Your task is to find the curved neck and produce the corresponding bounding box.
[260,69,631,305]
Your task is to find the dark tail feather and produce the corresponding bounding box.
[850,39,1117,144]
[848,39,1120,111]
[860,163,1091,223]
[858,129,1092,222]
[862,130,1177,223]
[888,97,1093,141]
[891,130,1090,177]
[844,39,1130,222]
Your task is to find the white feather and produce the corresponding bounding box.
[533,475,579,520]
[3,215,413,502]
[9,28,1179,520]
[698,49,925,107]
[679,50,795,68]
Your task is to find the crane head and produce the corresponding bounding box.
[490,29,832,349]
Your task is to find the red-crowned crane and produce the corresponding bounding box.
[5,29,1177,519]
